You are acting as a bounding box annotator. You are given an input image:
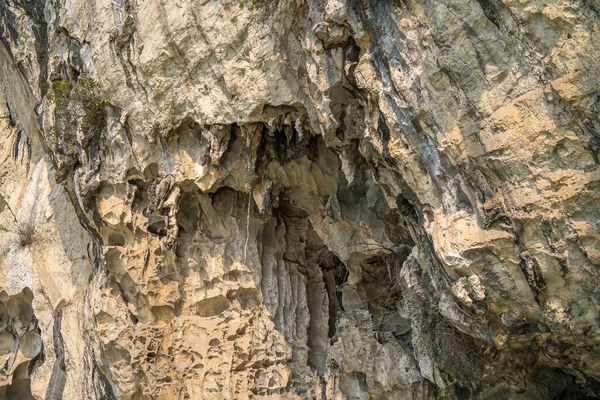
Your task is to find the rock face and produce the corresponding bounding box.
[0,0,600,398]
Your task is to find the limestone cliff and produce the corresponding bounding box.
[0,0,599,398]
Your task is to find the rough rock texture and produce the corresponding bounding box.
[1,0,600,398]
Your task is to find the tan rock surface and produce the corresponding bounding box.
[0,0,600,398]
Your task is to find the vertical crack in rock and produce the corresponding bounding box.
[45,305,65,400]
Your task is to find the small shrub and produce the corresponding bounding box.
[0,195,39,248]
[46,124,59,136]
[45,77,107,134]
[43,77,107,180]
[46,80,72,109]
[70,77,107,133]
[238,0,270,9]
[14,219,37,248]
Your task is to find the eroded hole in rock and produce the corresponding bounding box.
[552,370,600,399]
[320,253,346,339]
[195,296,231,318]
[129,178,150,212]
[177,193,200,234]
[143,163,159,180]
[95,311,115,327]
[151,306,175,323]
[0,289,43,399]
[339,372,369,397]
[226,288,261,310]
[147,220,167,237]
[223,270,243,282]
[108,232,125,246]
[104,248,125,276]
[359,255,407,333]
[20,330,42,358]
[0,331,15,355]
[175,191,202,262]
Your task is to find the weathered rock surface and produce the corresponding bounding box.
[0,0,600,398]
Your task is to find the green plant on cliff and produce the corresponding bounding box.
[70,77,107,133]
[46,80,72,109]
[42,77,107,182]
[0,193,39,248]
[45,77,107,137]
[238,0,269,9]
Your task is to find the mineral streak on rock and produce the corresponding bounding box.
[0,0,599,398]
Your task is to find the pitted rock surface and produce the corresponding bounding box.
[0,0,600,399]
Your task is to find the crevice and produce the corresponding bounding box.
[44,306,66,400]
